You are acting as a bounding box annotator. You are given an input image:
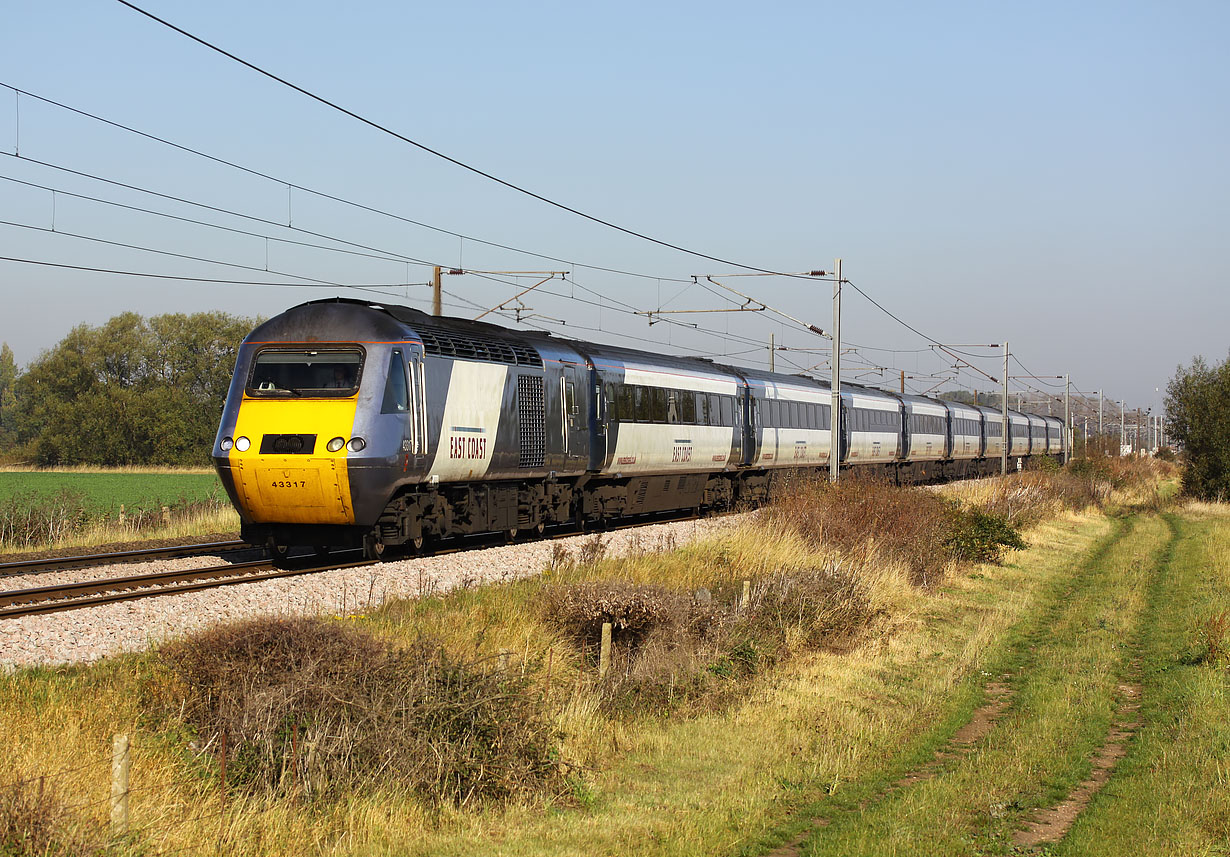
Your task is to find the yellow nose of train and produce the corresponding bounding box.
[226,397,359,525]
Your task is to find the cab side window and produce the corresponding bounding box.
[380,350,409,413]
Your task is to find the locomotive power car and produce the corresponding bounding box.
[212,299,1066,558]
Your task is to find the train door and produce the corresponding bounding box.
[587,365,604,471]
[559,364,587,469]
[407,347,427,461]
[899,402,910,459]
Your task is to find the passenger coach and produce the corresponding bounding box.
[213,299,1066,557]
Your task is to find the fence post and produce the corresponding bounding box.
[599,622,612,679]
[741,579,751,612]
[161,505,171,527]
[110,733,130,837]
[219,730,228,809]
[118,505,126,526]
[498,648,512,672]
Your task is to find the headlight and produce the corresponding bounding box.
[347,437,366,452]
[220,437,234,451]
[235,436,251,452]
[327,437,345,452]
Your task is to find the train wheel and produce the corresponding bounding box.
[411,535,425,551]
[363,534,386,561]
[534,521,546,536]
[267,539,290,562]
[505,527,519,543]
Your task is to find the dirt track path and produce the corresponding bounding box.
[764,512,1175,856]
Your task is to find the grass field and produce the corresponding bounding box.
[0,469,236,552]
[0,470,225,516]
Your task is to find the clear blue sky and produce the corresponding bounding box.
[1,0,1226,416]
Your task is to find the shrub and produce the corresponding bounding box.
[945,506,1027,564]
[157,617,560,804]
[543,563,882,714]
[762,477,958,585]
[543,581,719,653]
[732,563,880,658]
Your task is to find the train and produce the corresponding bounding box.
[212,298,1067,558]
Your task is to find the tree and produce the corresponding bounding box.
[13,312,255,466]
[0,343,17,448]
[1164,352,1230,501]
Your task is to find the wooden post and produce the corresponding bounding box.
[118,504,126,526]
[219,730,228,809]
[498,648,512,672]
[110,733,130,836]
[599,622,612,679]
[741,579,751,612]
[290,721,299,792]
[160,505,170,527]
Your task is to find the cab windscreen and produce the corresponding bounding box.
[247,349,364,397]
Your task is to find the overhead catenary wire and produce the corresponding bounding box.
[0,85,1050,385]
[0,218,367,289]
[109,0,843,281]
[2,85,1067,394]
[0,254,420,294]
[1,151,797,356]
[0,152,444,270]
[0,172,414,267]
[0,81,691,284]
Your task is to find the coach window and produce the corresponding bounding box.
[719,395,733,426]
[617,385,633,422]
[680,391,696,424]
[648,387,666,423]
[667,392,680,424]
[380,350,409,414]
[630,386,646,422]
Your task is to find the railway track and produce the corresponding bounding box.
[0,509,714,620]
[0,554,374,619]
[0,539,251,578]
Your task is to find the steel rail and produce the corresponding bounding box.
[0,540,249,578]
[0,557,373,619]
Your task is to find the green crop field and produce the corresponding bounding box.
[0,471,226,518]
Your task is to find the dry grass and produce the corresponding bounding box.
[0,466,1188,856]
[0,502,239,555]
[0,778,114,856]
[153,616,562,805]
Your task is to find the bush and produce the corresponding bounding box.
[732,563,880,657]
[543,563,882,714]
[158,617,560,804]
[945,506,1027,564]
[761,476,994,586]
[543,581,720,652]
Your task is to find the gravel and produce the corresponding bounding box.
[0,515,745,670]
